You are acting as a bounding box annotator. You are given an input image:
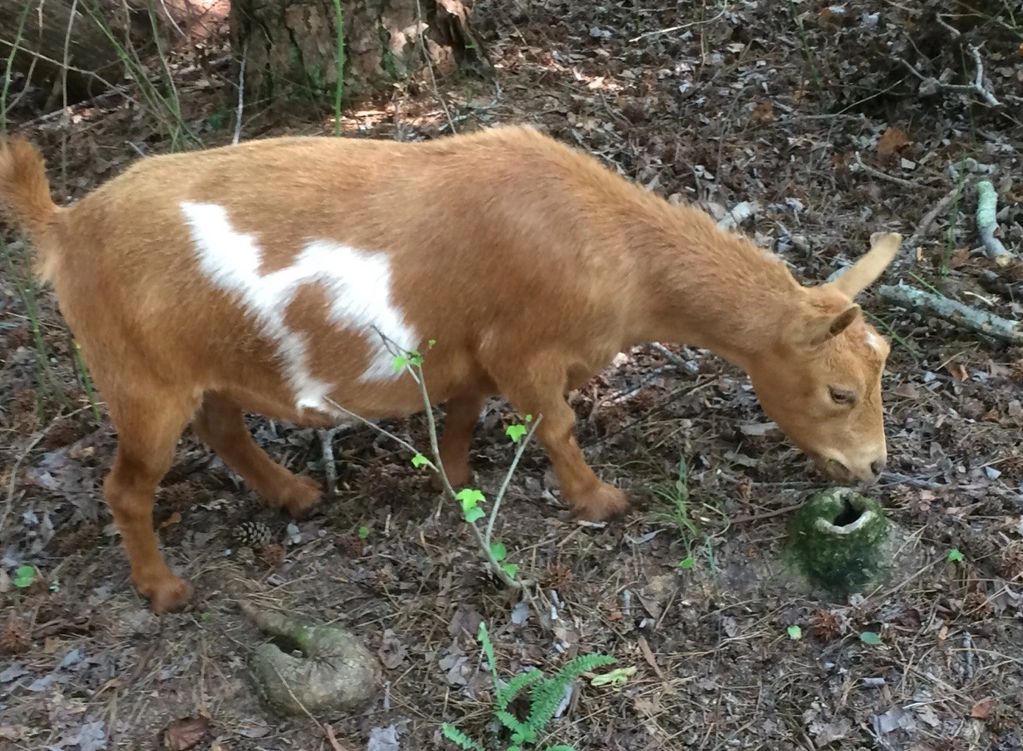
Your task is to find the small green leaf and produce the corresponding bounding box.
[408,351,424,367]
[501,562,519,579]
[677,556,696,570]
[463,506,485,524]
[859,631,882,645]
[505,423,528,443]
[411,453,430,468]
[947,548,965,563]
[13,565,35,589]
[200,611,212,623]
[391,354,408,372]
[456,488,486,509]
[787,625,803,640]
[590,666,637,687]
[427,338,437,349]
[490,541,507,562]
[524,414,533,423]
[358,526,371,540]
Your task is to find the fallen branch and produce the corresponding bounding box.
[850,152,920,190]
[879,283,1023,344]
[908,178,970,252]
[975,180,1011,266]
[897,45,1001,108]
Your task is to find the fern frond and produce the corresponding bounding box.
[523,654,616,735]
[497,669,543,710]
[556,654,616,680]
[441,723,484,751]
[543,746,576,751]
[495,708,532,739]
[477,621,500,688]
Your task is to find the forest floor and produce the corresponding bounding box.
[2,2,1023,750]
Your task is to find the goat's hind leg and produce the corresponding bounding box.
[103,389,199,613]
[192,392,321,517]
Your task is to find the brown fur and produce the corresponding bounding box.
[0,127,899,612]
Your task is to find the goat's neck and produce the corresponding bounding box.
[624,204,801,372]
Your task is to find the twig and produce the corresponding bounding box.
[484,416,542,548]
[897,46,1001,108]
[628,7,728,42]
[975,180,1011,265]
[321,427,338,496]
[879,283,1023,344]
[850,152,921,190]
[233,40,247,145]
[908,178,970,250]
[1,406,95,535]
[414,0,457,133]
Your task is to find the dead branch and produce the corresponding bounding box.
[897,45,1001,108]
[850,153,920,190]
[879,283,1023,344]
[975,180,1011,266]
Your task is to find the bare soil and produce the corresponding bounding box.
[2,2,1022,750]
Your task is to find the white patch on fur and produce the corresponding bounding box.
[180,202,418,411]
[864,330,882,352]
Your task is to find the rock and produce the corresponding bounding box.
[241,602,380,715]
[786,487,891,595]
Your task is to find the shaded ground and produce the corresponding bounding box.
[2,1,1022,749]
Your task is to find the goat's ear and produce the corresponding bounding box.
[831,232,901,298]
[792,301,862,348]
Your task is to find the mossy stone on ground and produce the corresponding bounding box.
[787,487,890,596]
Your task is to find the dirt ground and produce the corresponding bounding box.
[2,2,1023,750]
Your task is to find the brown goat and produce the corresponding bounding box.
[0,127,899,612]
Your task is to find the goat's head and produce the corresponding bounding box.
[747,233,901,485]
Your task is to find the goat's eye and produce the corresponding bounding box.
[829,386,856,406]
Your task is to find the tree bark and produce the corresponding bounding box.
[230,0,482,112]
[0,0,199,105]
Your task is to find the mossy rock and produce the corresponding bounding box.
[786,487,890,596]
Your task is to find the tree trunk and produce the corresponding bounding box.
[0,0,201,105]
[230,0,481,112]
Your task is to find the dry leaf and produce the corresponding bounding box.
[159,511,183,529]
[877,127,910,162]
[970,697,994,720]
[751,100,775,124]
[161,716,210,751]
[947,362,969,382]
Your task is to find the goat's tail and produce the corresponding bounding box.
[0,137,63,280]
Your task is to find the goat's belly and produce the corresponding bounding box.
[216,361,463,427]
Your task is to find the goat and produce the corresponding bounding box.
[0,126,899,612]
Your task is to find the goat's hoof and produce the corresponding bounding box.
[569,483,630,522]
[140,574,193,614]
[273,475,322,518]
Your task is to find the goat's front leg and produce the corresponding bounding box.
[104,392,197,613]
[192,392,320,516]
[496,364,629,521]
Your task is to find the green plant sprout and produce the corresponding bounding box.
[323,334,542,589]
[947,548,965,563]
[13,565,36,589]
[650,455,702,569]
[441,621,615,750]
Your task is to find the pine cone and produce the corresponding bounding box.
[336,533,366,557]
[808,609,842,640]
[233,521,274,548]
[1,616,31,654]
[254,543,285,568]
[997,543,1023,581]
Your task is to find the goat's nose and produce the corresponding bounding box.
[869,457,886,477]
